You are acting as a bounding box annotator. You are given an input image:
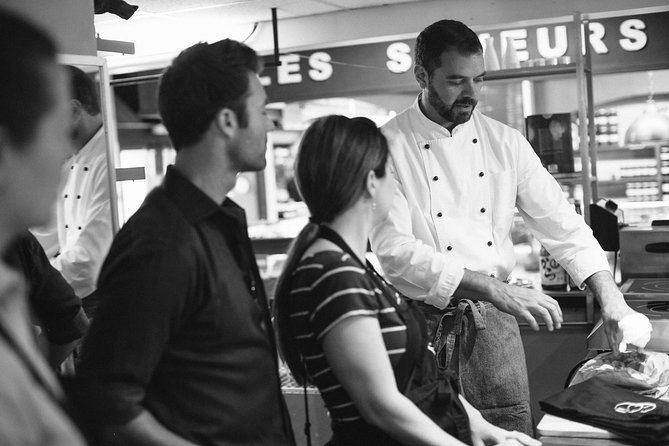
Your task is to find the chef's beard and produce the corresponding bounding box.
[427,82,477,126]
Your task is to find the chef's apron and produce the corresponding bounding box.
[318,226,471,446]
[421,299,534,435]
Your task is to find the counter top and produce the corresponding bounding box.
[537,414,633,445]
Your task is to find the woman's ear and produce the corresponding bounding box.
[364,169,377,199]
[215,108,239,138]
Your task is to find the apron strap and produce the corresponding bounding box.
[433,299,487,371]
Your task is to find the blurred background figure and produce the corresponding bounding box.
[33,64,113,318]
[0,7,87,445]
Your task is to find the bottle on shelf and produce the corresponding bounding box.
[539,245,568,291]
[483,36,500,71]
[502,36,520,69]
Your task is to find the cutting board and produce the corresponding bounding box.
[537,414,622,439]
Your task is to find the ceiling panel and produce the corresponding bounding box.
[94,0,425,58]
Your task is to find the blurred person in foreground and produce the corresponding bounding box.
[275,115,539,446]
[369,19,652,434]
[74,39,295,445]
[0,7,87,445]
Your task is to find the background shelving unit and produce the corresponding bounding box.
[482,13,597,223]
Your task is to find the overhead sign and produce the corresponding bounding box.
[260,10,669,103]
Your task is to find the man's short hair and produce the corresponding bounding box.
[158,39,262,150]
[415,19,483,77]
[0,8,57,147]
[66,65,101,116]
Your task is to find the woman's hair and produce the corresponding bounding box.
[274,115,389,384]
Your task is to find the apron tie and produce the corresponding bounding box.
[433,299,486,371]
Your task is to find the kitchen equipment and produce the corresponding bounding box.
[587,278,669,352]
[620,225,669,281]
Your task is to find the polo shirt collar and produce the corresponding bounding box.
[162,165,223,223]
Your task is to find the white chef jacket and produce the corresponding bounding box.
[51,128,113,299]
[369,96,610,309]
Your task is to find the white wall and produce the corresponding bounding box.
[0,0,95,55]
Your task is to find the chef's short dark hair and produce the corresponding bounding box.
[0,8,57,147]
[415,19,483,77]
[66,65,101,116]
[158,39,262,151]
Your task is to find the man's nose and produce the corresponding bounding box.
[266,116,275,132]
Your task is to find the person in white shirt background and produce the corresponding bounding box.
[33,65,113,316]
[369,19,652,436]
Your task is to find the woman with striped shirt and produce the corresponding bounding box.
[274,115,539,446]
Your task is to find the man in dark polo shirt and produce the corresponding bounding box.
[75,39,295,445]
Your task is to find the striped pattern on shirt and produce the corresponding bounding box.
[288,250,408,423]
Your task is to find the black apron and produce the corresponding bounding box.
[318,226,471,446]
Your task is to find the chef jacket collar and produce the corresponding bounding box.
[413,94,472,137]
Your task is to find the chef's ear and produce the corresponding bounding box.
[414,65,428,89]
[214,108,239,139]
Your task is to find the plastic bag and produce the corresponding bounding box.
[569,351,669,398]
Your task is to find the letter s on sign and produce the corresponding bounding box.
[386,42,412,74]
[619,19,647,52]
[308,52,333,82]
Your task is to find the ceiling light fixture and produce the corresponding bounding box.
[625,71,669,147]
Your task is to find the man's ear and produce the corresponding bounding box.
[70,99,83,125]
[414,64,428,89]
[214,108,238,139]
[0,126,13,189]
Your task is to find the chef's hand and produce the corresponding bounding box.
[458,270,563,331]
[585,271,652,353]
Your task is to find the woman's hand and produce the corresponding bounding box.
[468,411,540,446]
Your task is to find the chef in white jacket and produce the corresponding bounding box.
[33,65,113,314]
[370,19,651,436]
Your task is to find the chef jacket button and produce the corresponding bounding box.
[432,175,439,181]
[473,138,478,143]
[78,226,82,230]
[447,245,453,251]
[490,274,495,278]
[70,166,74,170]
[487,241,493,247]
[424,143,430,149]
[65,225,69,229]
[84,167,89,172]
[480,207,486,213]
[64,194,68,198]
[478,171,484,177]
[77,195,81,199]
[437,212,443,218]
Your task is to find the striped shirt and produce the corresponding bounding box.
[288,250,408,423]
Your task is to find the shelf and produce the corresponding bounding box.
[596,146,655,160]
[601,176,659,184]
[484,63,577,82]
[552,172,596,185]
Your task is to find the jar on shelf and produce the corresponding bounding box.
[539,245,568,291]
